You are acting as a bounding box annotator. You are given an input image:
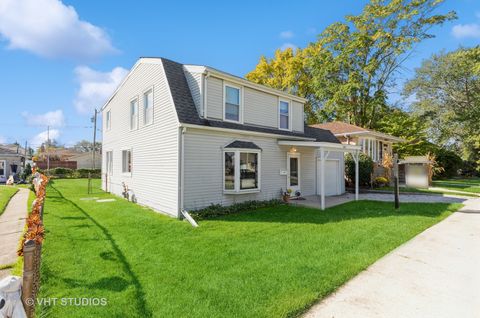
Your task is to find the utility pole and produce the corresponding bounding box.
[47,126,50,173]
[24,141,27,169]
[92,109,98,170]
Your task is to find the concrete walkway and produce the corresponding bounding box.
[297,192,467,210]
[304,198,480,318]
[0,188,29,278]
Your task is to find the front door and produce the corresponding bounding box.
[287,153,300,195]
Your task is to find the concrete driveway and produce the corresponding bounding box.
[304,198,480,318]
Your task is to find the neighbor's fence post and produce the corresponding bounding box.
[22,240,36,317]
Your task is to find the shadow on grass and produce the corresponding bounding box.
[209,201,459,225]
[46,184,152,318]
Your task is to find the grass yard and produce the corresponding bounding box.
[432,178,480,194]
[38,179,461,318]
[0,186,18,215]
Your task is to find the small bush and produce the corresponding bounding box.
[374,176,389,187]
[43,168,101,179]
[190,199,283,220]
[345,153,374,186]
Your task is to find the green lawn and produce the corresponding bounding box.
[38,179,461,318]
[432,178,480,194]
[0,186,18,216]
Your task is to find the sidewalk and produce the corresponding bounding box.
[0,188,29,278]
[304,198,480,318]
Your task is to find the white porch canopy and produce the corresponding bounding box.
[278,141,361,210]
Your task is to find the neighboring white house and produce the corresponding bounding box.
[0,146,26,183]
[101,58,360,218]
[311,121,406,178]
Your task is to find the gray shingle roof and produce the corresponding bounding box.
[225,140,262,150]
[160,58,339,144]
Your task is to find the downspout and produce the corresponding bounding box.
[178,126,187,219]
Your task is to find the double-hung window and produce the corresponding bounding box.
[279,100,290,130]
[130,98,138,130]
[105,110,111,130]
[106,151,113,175]
[144,89,153,125]
[224,85,241,122]
[122,150,132,174]
[224,150,261,192]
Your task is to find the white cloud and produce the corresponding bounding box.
[280,43,298,51]
[74,66,128,115]
[279,30,294,39]
[22,109,65,128]
[0,136,6,144]
[0,0,117,60]
[451,23,480,39]
[30,129,60,146]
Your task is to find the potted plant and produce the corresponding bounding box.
[282,188,293,203]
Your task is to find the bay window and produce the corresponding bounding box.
[224,150,261,192]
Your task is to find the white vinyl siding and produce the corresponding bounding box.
[183,128,317,210]
[106,151,113,175]
[143,88,154,125]
[130,98,138,130]
[243,87,278,127]
[206,76,223,119]
[101,62,179,217]
[292,101,304,132]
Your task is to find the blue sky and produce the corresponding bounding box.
[0,0,479,149]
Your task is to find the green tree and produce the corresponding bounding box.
[376,108,436,157]
[247,0,455,127]
[404,47,480,170]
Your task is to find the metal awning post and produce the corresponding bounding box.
[354,150,359,201]
[320,147,325,210]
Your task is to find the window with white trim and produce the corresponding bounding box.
[130,98,138,130]
[224,85,240,122]
[224,150,260,192]
[279,100,290,130]
[0,160,5,177]
[122,150,132,173]
[105,110,111,130]
[144,89,153,125]
[106,151,113,175]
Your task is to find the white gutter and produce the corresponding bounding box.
[180,123,315,141]
[334,131,405,143]
[277,140,361,151]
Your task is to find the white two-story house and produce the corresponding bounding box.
[101,57,360,218]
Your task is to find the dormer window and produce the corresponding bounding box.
[224,84,241,122]
[279,100,290,130]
